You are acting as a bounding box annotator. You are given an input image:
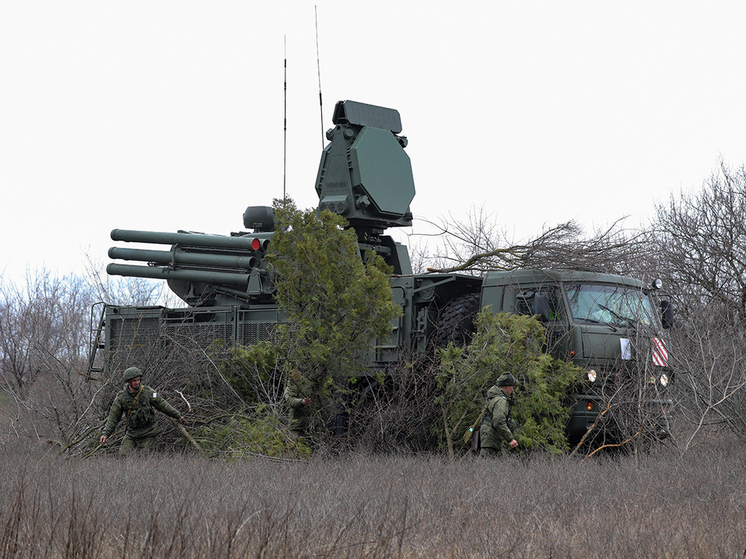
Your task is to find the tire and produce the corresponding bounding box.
[435,293,480,348]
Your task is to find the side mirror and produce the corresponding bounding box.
[661,300,674,329]
[533,293,550,322]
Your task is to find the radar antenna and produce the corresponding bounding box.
[315,5,324,149]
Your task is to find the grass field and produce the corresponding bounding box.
[1,438,744,559]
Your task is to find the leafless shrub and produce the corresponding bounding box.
[348,350,440,454]
[662,305,746,451]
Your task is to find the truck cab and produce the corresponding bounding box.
[481,269,673,444]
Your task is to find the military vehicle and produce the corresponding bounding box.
[94,100,673,446]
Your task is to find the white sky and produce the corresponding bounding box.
[2,1,746,285]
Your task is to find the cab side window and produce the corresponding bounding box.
[517,288,560,320]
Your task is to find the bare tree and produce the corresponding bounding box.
[650,161,746,449]
[652,161,746,325]
[82,252,179,307]
[422,207,650,276]
[0,269,104,449]
[0,270,89,392]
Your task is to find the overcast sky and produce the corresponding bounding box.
[2,1,745,286]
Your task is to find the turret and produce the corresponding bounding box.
[107,100,414,307]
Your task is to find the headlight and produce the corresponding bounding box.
[660,374,669,387]
[587,370,597,382]
[652,278,663,290]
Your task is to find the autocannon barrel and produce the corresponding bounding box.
[106,263,250,286]
[108,247,259,270]
[110,229,270,251]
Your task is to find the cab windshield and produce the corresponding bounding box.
[565,283,658,328]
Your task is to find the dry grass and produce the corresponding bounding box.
[1,441,745,558]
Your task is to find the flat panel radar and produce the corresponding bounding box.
[316,100,415,230]
[350,126,415,218]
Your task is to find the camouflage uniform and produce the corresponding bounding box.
[479,374,518,457]
[284,376,311,439]
[103,382,182,456]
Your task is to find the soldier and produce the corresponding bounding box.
[284,368,311,440]
[100,367,186,456]
[479,372,519,457]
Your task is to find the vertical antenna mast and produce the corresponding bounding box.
[283,35,287,200]
[315,5,324,149]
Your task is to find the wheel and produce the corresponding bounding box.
[434,293,480,347]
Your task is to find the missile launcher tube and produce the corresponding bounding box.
[106,263,250,286]
[107,247,259,270]
[110,229,271,250]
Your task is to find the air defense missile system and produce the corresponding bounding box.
[96,100,673,446]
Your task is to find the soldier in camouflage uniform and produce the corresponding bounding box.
[100,367,185,456]
[284,368,312,440]
[479,372,519,457]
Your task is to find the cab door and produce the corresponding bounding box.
[517,287,571,361]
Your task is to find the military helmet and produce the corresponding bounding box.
[496,372,517,387]
[123,367,143,383]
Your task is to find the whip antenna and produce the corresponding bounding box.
[315,5,324,149]
[283,35,287,200]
